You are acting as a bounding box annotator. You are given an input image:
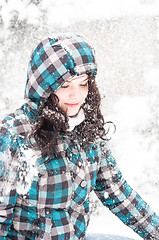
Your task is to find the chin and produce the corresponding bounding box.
[68,112,78,117]
[67,109,80,117]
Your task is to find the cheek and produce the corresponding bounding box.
[82,88,88,101]
[55,90,65,104]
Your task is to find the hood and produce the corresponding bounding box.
[24,33,97,120]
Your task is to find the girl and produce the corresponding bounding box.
[0,33,159,240]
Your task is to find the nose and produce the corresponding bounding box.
[69,85,80,99]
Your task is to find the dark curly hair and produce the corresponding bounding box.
[30,75,112,157]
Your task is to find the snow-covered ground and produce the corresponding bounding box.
[1,0,159,239]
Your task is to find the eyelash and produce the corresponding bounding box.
[61,85,69,88]
[61,82,88,88]
[81,82,88,87]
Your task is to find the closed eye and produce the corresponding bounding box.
[80,82,88,87]
[61,84,69,88]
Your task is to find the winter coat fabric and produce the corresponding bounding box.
[0,33,159,240]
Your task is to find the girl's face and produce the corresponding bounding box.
[55,74,89,117]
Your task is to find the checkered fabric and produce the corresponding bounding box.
[0,123,159,239]
[0,33,159,239]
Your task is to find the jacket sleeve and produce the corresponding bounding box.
[94,142,159,239]
[0,122,18,239]
[0,190,18,239]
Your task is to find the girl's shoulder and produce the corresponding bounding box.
[89,138,110,150]
[82,139,110,159]
[0,107,38,195]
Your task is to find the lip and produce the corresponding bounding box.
[65,103,79,107]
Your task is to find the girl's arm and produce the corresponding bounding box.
[94,142,159,239]
[0,190,18,239]
[0,124,19,239]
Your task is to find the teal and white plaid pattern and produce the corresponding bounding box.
[0,33,159,239]
[0,125,159,239]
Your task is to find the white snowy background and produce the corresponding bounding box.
[1,0,159,239]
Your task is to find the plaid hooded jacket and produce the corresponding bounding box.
[0,33,159,240]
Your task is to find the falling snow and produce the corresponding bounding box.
[0,0,159,239]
